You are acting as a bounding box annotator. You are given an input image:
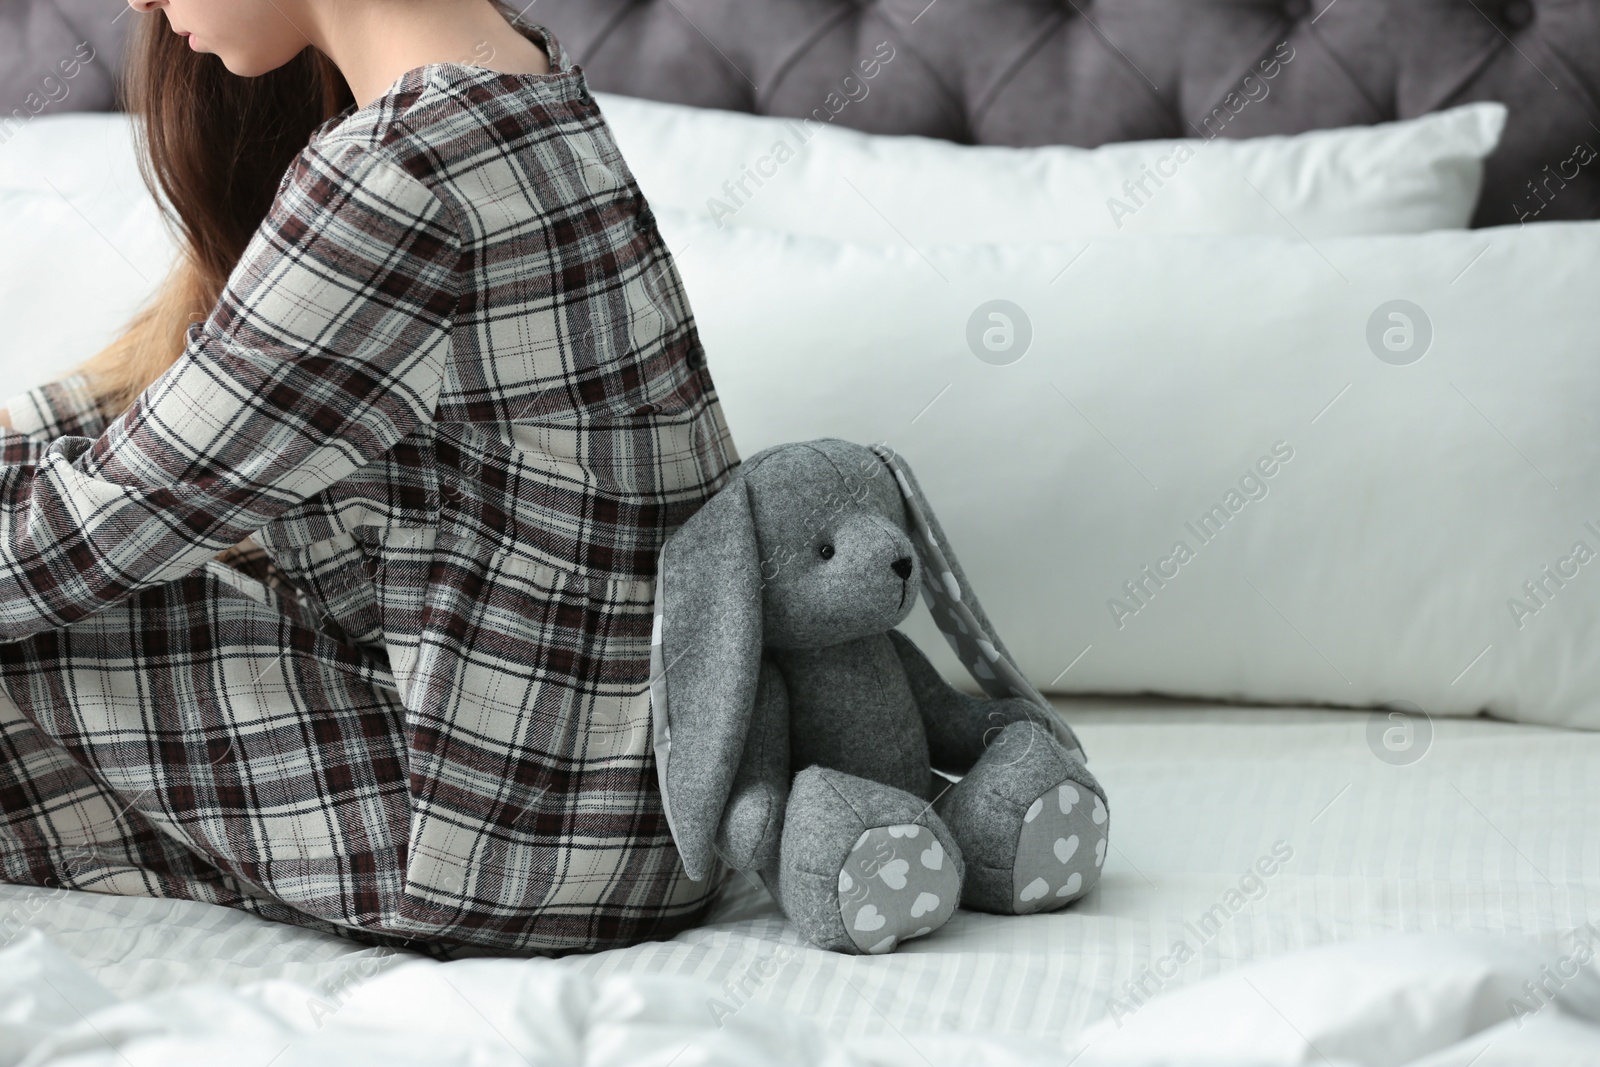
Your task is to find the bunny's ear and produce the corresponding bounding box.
[870,443,1087,760]
[649,470,765,883]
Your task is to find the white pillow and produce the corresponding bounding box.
[5,113,1585,732]
[596,94,1506,243]
[652,208,1600,730]
[0,103,1505,389]
[0,113,176,388]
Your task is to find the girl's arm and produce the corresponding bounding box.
[2,374,111,443]
[0,139,459,642]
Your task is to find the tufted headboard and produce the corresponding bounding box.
[0,0,128,129]
[5,0,1598,226]
[533,0,1600,227]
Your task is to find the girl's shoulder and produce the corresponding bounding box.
[296,23,607,231]
[310,22,592,160]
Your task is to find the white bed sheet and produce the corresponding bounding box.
[2,699,1597,1062]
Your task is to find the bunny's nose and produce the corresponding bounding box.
[891,556,913,580]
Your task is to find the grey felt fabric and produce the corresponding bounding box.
[778,637,934,801]
[885,611,1078,774]
[768,766,963,956]
[651,438,1108,953]
[711,651,788,872]
[651,468,765,882]
[932,721,1108,916]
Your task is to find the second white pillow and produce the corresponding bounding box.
[596,93,1506,244]
[655,208,1600,731]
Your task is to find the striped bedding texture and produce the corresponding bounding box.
[2,696,1595,1060]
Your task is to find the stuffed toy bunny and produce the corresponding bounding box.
[647,439,1109,954]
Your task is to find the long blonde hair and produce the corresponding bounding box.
[79,14,356,417]
[77,249,225,416]
[89,5,528,418]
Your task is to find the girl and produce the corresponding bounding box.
[0,0,738,956]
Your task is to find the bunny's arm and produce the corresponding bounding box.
[887,628,1061,776]
[713,652,791,871]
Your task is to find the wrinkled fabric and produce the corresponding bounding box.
[0,22,738,955]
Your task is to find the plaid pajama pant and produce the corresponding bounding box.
[0,22,737,955]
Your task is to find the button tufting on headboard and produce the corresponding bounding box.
[1501,0,1535,31]
[0,0,128,132]
[528,0,1600,226]
[4,0,1597,226]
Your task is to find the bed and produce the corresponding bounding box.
[5,699,1599,1063]
[3,1,1600,1064]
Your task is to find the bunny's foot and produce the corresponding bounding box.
[1010,775,1107,913]
[936,720,1108,915]
[770,766,963,954]
[836,822,960,953]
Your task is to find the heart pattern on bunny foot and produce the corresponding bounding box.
[1012,780,1108,914]
[837,823,961,954]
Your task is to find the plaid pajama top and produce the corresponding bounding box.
[0,24,739,954]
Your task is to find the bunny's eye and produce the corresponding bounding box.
[818,543,835,560]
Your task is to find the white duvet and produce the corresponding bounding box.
[3,701,1598,1065]
[5,927,1599,1066]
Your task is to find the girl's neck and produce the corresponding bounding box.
[303,0,551,108]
